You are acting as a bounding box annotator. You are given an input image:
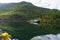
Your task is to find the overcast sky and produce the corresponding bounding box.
[0,0,60,10]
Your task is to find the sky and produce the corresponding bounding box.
[0,0,60,10]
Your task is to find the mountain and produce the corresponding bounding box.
[0,1,32,13]
[0,1,60,21]
[0,1,60,40]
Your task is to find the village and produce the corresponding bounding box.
[27,19,60,25]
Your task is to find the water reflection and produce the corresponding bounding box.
[31,34,60,40]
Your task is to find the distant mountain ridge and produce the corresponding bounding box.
[0,1,59,13]
[0,1,33,13]
[0,1,60,19]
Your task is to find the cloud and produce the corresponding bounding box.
[33,0,60,10]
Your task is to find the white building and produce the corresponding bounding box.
[27,20,40,25]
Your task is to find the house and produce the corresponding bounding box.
[27,20,40,25]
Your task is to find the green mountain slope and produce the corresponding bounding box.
[0,1,60,40]
[0,1,60,20]
[0,1,31,13]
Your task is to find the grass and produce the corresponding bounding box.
[0,22,60,40]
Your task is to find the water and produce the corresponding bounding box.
[31,34,60,40]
